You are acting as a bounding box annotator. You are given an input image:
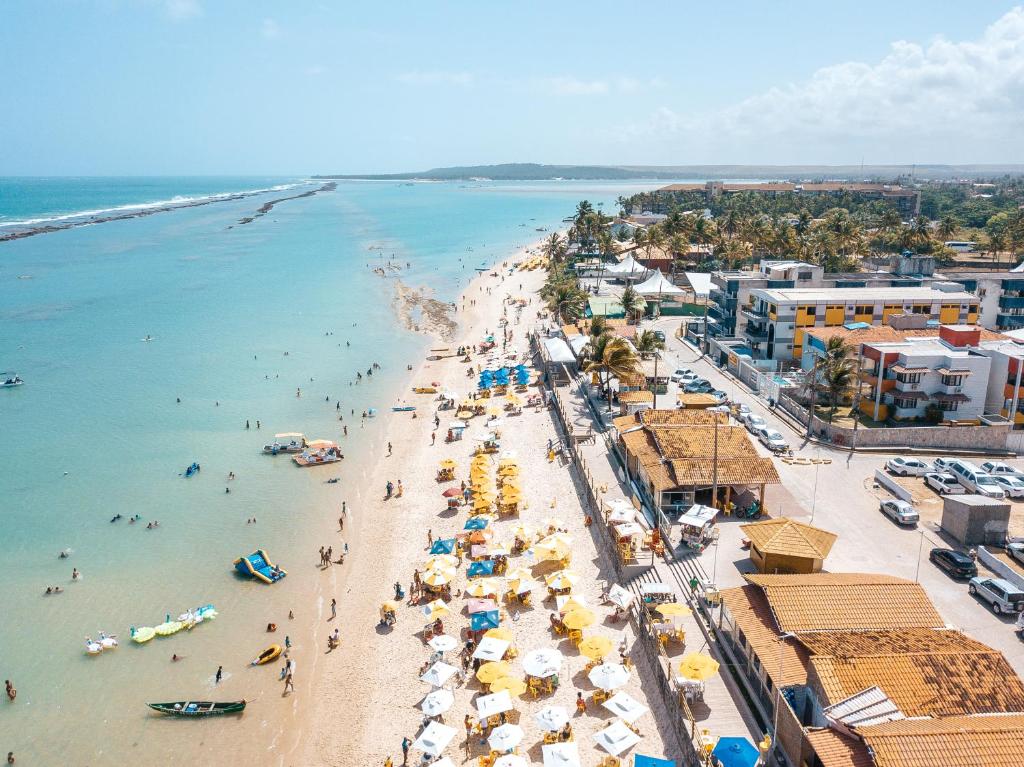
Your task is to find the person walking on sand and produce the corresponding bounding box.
[396,479,403,498]
[400,736,411,766]
[319,546,325,566]
[329,598,337,620]
[338,516,344,531]
[431,432,436,445]
[427,529,433,548]
[283,666,294,694]
[383,758,393,767]
[215,665,223,684]
[387,442,393,456]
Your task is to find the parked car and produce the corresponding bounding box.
[885,457,932,476]
[952,467,1006,499]
[684,380,713,393]
[929,548,978,579]
[1008,541,1024,566]
[933,457,968,473]
[992,475,1024,499]
[969,576,1024,614]
[733,403,751,420]
[708,390,729,405]
[652,330,666,342]
[981,461,1024,478]
[743,414,767,434]
[757,427,789,453]
[708,404,731,413]
[671,369,694,383]
[879,499,920,526]
[924,472,965,495]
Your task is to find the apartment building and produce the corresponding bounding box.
[744,286,978,362]
[942,272,1024,330]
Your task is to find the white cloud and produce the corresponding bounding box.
[165,0,201,21]
[612,7,1024,161]
[395,71,474,87]
[261,18,280,39]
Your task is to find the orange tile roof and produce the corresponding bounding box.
[856,713,1024,767]
[744,574,944,633]
[741,518,837,560]
[618,390,654,403]
[806,325,1007,346]
[668,457,780,486]
[805,728,873,767]
[719,584,810,686]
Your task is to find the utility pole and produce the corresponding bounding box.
[652,352,659,410]
[711,417,720,509]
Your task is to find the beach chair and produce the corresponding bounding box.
[599,757,621,767]
[592,689,610,704]
[543,731,559,745]
[527,677,544,698]
[567,628,583,645]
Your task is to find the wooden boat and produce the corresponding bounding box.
[412,386,437,394]
[147,700,246,717]
[392,406,416,412]
[251,644,282,666]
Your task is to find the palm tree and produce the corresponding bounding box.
[583,336,640,413]
[634,329,665,358]
[544,282,586,324]
[587,316,607,338]
[937,214,959,242]
[619,284,644,323]
[543,232,566,264]
[807,337,856,422]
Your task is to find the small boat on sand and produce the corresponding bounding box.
[148,700,246,717]
[392,406,416,412]
[262,433,306,454]
[251,644,282,666]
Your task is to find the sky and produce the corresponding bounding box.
[1,1,1023,175]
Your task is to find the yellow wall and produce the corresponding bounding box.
[967,312,978,324]
[824,306,845,326]
[881,304,902,322]
[795,306,816,327]
[860,399,889,420]
[939,305,960,324]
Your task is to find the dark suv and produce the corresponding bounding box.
[929,548,978,579]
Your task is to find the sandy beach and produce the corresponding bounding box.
[296,239,678,766]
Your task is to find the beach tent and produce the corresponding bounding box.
[522,648,563,678]
[420,661,459,687]
[634,756,675,767]
[593,720,642,757]
[470,610,500,631]
[420,688,455,716]
[464,517,490,530]
[588,662,630,691]
[430,539,456,555]
[411,721,457,757]
[634,270,686,298]
[472,636,511,663]
[534,705,570,731]
[683,271,712,297]
[711,737,759,767]
[467,560,495,578]
[488,724,524,752]
[475,690,514,718]
[541,337,575,365]
[602,692,648,724]
[604,255,650,281]
[428,634,459,653]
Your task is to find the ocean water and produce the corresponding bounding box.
[0,177,656,764]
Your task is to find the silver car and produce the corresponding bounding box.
[744,413,767,434]
[992,475,1024,499]
[885,457,932,476]
[758,428,788,453]
[880,499,920,526]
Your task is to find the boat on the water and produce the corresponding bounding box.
[1,374,24,388]
[147,700,246,717]
[292,439,342,467]
[251,644,282,666]
[262,432,306,454]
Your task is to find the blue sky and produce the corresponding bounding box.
[2,1,1023,174]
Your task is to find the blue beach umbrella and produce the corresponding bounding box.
[711,737,759,767]
[470,610,500,631]
[634,756,675,767]
[467,560,495,578]
[464,517,490,530]
[430,538,456,555]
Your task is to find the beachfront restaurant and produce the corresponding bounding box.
[612,409,780,528]
[539,336,576,386]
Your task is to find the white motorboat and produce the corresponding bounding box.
[262,432,306,454]
[1,374,24,388]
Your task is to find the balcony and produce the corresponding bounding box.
[999,295,1024,310]
[742,307,769,322]
[997,313,1024,329]
[744,327,769,342]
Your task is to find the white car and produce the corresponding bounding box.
[709,390,729,405]
[981,461,1024,478]
[924,472,965,495]
[744,414,767,434]
[1008,541,1024,566]
[885,457,932,476]
[992,475,1024,499]
[671,369,696,383]
[933,457,967,473]
[733,403,752,419]
[758,428,788,453]
[880,499,920,526]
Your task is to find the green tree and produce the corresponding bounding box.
[634,329,665,358]
[583,335,641,413]
[937,214,959,241]
[619,284,645,323]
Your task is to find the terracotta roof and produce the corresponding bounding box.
[617,371,647,388]
[618,390,654,403]
[802,630,1024,717]
[651,424,758,461]
[668,457,780,486]
[744,573,944,633]
[719,584,810,686]
[856,713,1024,767]
[741,518,837,559]
[805,728,873,767]
[638,409,728,426]
[677,392,720,406]
[806,325,1007,346]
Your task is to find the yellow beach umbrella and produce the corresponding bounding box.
[438,458,457,469]
[578,635,614,660]
[544,570,579,590]
[505,394,521,405]
[558,596,588,614]
[425,554,458,570]
[487,542,511,557]
[476,661,512,684]
[562,608,596,630]
[497,464,519,475]
[656,603,692,618]
[677,653,720,681]
[422,569,454,587]
[511,524,535,541]
[465,578,501,598]
[379,601,400,613]
[487,406,502,416]
[505,567,533,583]
[422,599,450,620]
[539,532,573,548]
[500,476,523,488]
[489,676,527,696]
[484,627,513,642]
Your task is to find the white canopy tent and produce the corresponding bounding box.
[604,255,650,281]
[634,270,686,298]
[683,271,712,297]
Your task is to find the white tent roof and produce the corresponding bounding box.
[684,272,712,297]
[605,255,650,279]
[567,334,589,356]
[1012,261,1024,273]
[634,271,686,297]
[542,337,576,364]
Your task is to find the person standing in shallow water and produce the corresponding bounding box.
[215,665,223,684]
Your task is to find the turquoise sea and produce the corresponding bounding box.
[0,177,658,764]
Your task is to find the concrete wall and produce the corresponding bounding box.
[941,496,1011,546]
[979,546,1024,590]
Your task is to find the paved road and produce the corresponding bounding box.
[640,316,1024,672]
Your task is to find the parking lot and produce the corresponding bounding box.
[646,316,1024,673]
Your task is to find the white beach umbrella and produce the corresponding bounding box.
[602,692,649,724]
[534,705,570,731]
[475,690,513,718]
[592,719,641,756]
[428,634,459,653]
[493,756,528,767]
[432,759,456,767]
[487,723,524,752]
[420,661,458,687]
[472,636,511,662]
[542,742,580,767]
[606,583,634,610]
[522,647,563,678]
[588,662,630,691]
[420,689,455,716]
[412,721,457,757]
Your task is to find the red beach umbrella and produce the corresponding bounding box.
[442,488,462,498]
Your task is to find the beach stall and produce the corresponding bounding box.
[430,538,457,556]
[470,610,500,633]
[445,420,468,442]
[677,504,718,551]
[437,458,457,482]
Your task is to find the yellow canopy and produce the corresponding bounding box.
[656,603,692,618]
[422,569,453,587]
[489,676,527,696]
[677,653,720,681]
[504,567,532,582]
[562,608,596,630]
[379,601,399,613]
[465,578,501,598]
[487,406,502,416]
[511,524,535,541]
[505,394,521,405]
[424,554,458,570]
[500,477,523,489]
[438,458,457,469]
[544,570,579,590]
[476,661,512,684]
[578,635,614,660]
[484,627,513,642]
[558,596,588,614]
[422,599,450,619]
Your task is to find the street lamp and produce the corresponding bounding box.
[914,529,926,582]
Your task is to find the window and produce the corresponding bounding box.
[855,304,873,315]
[802,306,816,316]
[970,304,979,313]
[893,397,919,409]
[910,304,930,314]
[941,374,963,387]
[896,372,922,384]
[798,271,813,281]
[937,400,960,412]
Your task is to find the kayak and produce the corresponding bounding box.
[392,406,416,412]
[131,626,156,643]
[251,644,283,666]
[148,700,246,717]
